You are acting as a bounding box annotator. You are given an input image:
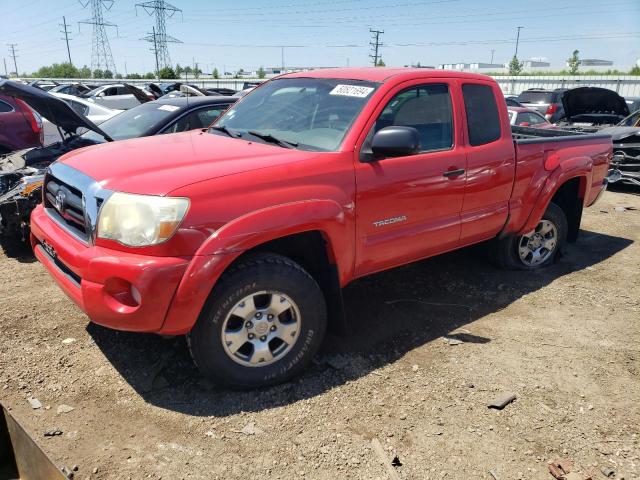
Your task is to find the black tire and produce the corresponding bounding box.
[493,202,568,271]
[187,253,327,389]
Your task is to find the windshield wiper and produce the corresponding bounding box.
[247,130,298,149]
[209,125,241,138]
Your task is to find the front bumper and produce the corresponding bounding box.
[30,206,191,333]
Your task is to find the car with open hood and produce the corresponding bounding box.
[557,87,630,128]
[0,80,234,240]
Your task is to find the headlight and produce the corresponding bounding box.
[97,192,189,247]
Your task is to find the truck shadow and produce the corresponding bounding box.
[87,229,632,416]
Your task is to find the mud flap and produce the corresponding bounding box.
[0,403,66,480]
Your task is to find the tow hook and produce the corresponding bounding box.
[606,169,622,184]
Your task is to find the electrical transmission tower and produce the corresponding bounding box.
[79,0,118,74]
[7,44,18,76]
[369,29,384,66]
[137,1,182,70]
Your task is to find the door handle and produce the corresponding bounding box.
[443,168,465,178]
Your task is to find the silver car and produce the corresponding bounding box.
[516,88,567,122]
[82,84,146,110]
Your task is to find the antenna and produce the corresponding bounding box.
[79,0,118,75]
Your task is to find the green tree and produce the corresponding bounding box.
[144,72,156,79]
[92,69,105,79]
[630,65,640,75]
[212,68,219,79]
[128,73,142,79]
[158,66,176,79]
[508,56,523,75]
[115,73,123,79]
[567,49,581,75]
[376,58,386,67]
[79,65,91,78]
[257,66,266,79]
[175,63,184,78]
[183,65,192,80]
[194,66,202,79]
[103,69,114,79]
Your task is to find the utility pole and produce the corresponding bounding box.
[490,49,495,64]
[150,26,160,79]
[281,46,285,72]
[369,29,384,66]
[514,26,523,58]
[3,58,7,76]
[60,16,73,64]
[7,44,18,76]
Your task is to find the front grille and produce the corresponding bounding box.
[44,173,88,241]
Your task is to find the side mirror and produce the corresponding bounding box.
[371,126,420,159]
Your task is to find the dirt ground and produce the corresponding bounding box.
[1,188,638,480]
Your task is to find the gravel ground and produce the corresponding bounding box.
[0,188,638,480]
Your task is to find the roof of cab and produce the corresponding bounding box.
[281,67,493,83]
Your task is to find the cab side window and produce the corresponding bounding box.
[462,84,501,146]
[0,100,13,113]
[373,84,453,152]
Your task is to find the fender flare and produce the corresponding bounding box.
[518,156,591,235]
[159,199,353,335]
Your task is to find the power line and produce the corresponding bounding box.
[7,44,18,76]
[60,16,73,64]
[369,29,384,66]
[137,0,182,70]
[79,0,118,74]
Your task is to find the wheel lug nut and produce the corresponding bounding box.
[270,325,276,331]
[246,321,253,328]
[260,336,267,342]
[248,333,255,339]
[267,314,274,320]
[255,312,262,319]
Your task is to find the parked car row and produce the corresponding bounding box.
[510,86,639,186]
[0,80,235,240]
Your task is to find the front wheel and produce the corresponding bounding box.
[187,253,327,389]
[494,202,568,270]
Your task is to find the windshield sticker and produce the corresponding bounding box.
[158,105,180,112]
[329,84,374,98]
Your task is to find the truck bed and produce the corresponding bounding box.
[511,125,611,144]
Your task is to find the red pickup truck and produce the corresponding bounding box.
[30,68,611,388]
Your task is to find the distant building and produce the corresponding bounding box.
[580,59,614,67]
[437,62,506,73]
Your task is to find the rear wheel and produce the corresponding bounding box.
[187,253,327,389]
[494,202,567,270]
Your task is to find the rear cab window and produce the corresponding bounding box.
[0,99,13,113]
[462,84,501,146]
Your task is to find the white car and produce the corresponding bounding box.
[81,84,147,110]
[50,93,122,124]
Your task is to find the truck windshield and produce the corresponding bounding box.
[212,78,379,151]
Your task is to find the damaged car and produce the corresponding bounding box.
[600,126,640,186]
[0,80,235,240]
[556,87,630,128]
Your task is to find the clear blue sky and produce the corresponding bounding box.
[2,0,639,75]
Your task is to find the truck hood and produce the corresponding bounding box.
[562,87,630,121]
[58,130,323,195]
[0,80,112,141]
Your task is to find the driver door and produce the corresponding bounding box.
[354,80,467,276]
